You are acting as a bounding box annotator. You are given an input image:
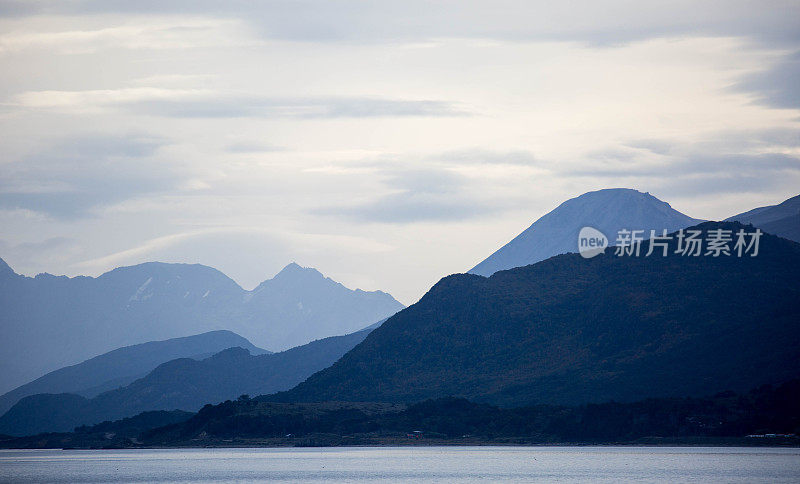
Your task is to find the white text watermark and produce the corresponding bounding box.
[578,227,762,259]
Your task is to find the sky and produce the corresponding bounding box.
[0,1,798,304]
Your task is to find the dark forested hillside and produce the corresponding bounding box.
[0,327,374,436]
[0,330,269,415]
[5,380,797,449]
[271,222,800,407]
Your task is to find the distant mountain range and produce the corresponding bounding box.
[2,188,797,437]
[0,323,379,436]
[727,194,800,243]
[469,188,702,276]
[0,260,403,393]
[0,330,269,416]
[272,221,800,407]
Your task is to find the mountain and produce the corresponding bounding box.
[0,324,377,436]
[0,260,403,393]
[272,222,800,407]
[726,194,800,243]
[0,330,269,416]
[469,188,702,276]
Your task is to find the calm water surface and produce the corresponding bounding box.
[1,446,798,483]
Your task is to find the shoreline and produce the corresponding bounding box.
[4,436,798,451]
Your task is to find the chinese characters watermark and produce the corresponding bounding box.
[613,228,762,257]
[578,227,763,259]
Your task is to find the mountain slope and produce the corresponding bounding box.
[0,325,376,436]
[0,330,269,415]
[273,222,800,407]
[726,194,800,243]
[0,260,403,393]
[469,188,701,276]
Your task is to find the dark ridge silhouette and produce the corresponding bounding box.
[0,323,380,436]
[0,330,269,415]
[270,222,800,407]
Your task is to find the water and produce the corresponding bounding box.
[1,446,798,483]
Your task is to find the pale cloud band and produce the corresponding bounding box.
[0,1,798,302]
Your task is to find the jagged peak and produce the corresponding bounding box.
[274,262,324,279]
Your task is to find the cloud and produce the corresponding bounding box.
[223,142,286,153]
[11,88,471,119]
[0,237,78,274]
[733,50,800,109]
[2,1,800,48]
[0,236,75,257]
[312,165,507,223]
[433,148,537,166]
[11,87,211,111]
[0,17,255,54]
[0,134,178,218]
[566,129,800,196]
[129,97,471,119]
[324,191,499,223]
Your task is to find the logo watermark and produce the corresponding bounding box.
[578,227,762,258]
[578,226,608,259]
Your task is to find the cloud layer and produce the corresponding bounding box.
[0,1,798,302]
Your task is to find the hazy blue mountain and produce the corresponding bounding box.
[469,188,702,276]
[0,324,377,436]
[726,194,800,243]
[273,222,800,407]
[0,260,403,394]
[0,330,269,416]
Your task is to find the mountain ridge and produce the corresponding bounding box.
[726,193,800,243]
[271,221,800,407]
[0,259,403,394]
[0,330,269,416]
[0,323,381,436]
[469,188,702,276]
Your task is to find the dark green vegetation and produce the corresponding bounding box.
[271,222,800,407]
[0,410,192,449]
[3,381,797,448]
[0,330,268,416]
[0,328,373,436]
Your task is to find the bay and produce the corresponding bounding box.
[1,446,799,483]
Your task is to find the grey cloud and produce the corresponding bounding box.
[628,128,800,155]
[655,172,798,198]
[0,0,38,16]
[325,192,498,223]
[310,148,540,223]
[733,50,800,109]
[4,1,799,48]
[433,148,537,166]
[126,97,470,119]
[625,139,677,156]
[223,142,286,153]
[567,129,800,196]
[312,166,504,223]
[51,135,164,158]
[0,134,178,218]
[571,152,800,179]
[0,237,74,254]
[582,147,641,162]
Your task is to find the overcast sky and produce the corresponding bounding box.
[0,1,798,303]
